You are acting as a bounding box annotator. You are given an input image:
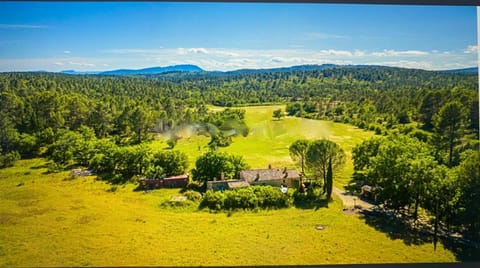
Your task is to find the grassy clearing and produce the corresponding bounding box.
[0,159,456,266]
[153,105,374,188]
[0,106,458,266]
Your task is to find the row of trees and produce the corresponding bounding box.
[352,134,479,240]
[43,126,188,183]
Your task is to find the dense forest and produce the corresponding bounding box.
[0,66,478,239]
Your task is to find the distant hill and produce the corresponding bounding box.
[58,64,478,76]
[99,65,203,75]
[60,70,100,75]
[226,64,340,75]
[441,67,478,75]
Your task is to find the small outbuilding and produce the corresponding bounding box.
[139,174,189,189]
[360,184,378,201]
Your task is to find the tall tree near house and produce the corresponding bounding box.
[326,158,333,201]
[289,139,310,174]
[433,101,467,167]
[289,139,310,190]
[305,139,345,194]
[191,151,249,191]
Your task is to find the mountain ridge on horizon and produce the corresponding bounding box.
[44,64,479,76]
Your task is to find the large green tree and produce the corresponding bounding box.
[0,112,19,153]
[433,101,467,167]
[454,150,480,240]
[364,135,438,213]
[289,139,310,175]
[305,139,345,194]
[192,151,249,190]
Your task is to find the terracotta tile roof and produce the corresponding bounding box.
[240,169,300,183]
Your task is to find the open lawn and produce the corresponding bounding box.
[0,158,457,266]
[153,105,375,188]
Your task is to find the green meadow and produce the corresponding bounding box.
[156,105,373,188]
[0,105,458,266]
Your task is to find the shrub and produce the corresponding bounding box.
[166,137,178,149]
[0,150,20,168]
[253,185,290,209]
[201,190,225,211]
[224,187,259,210]
[184,181,202,192]
[184,190,202,202]
[160,199,196,209]
[357,121,366,129]
[409,129,433,143]
[106,186,118,193]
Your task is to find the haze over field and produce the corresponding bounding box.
[0,2,477,72]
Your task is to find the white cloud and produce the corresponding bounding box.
[63,50,71,54]
[354,50,366,57]
[68,61,95,67]
[0,47,476,72]
[317,49,353,57]
[0,24,48,29]
[464,45,478,54]
[176,47,209,55]
[371,49,429,57]
[369,60,434,70]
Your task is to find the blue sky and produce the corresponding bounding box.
[0,2,477,71]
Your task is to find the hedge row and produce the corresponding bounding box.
[200,185,291,211]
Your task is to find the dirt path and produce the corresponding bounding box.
[332,187,374,211]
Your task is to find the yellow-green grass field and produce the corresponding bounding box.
[0,159,456,266]
[0,106,458,266]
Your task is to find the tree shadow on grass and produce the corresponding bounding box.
[439,236,480,262]
[358,209,432,246]
[358,209,480,262]
[293,198,329,211]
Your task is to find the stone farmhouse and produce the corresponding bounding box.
[207,166,301,191]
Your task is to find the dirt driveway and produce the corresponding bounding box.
[332,187,374,211]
